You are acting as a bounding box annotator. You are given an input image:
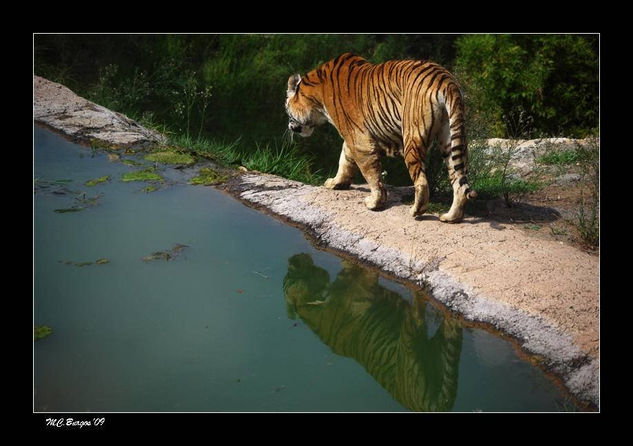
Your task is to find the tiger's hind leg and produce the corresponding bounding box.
[403,138,430,218]
[324,142,359,190]
[437,122,475,223]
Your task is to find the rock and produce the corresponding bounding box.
[34,75,166,149]
[555,173,582,185]
[477,137,598,176]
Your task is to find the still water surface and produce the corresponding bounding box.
[33,126,577,412]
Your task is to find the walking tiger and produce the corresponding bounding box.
[285,52,477,223]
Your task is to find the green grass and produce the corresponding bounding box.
[536,149,582,166]
[472,172,542,203]
[168,134,242,163]
[243,142,325,185]
[169,134,325,185]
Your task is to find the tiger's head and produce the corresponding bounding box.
[285,73,327,137]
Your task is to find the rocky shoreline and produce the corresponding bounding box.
[34,75,165,149]
[34,75,599,410]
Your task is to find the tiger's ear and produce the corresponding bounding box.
[287,74,301,96]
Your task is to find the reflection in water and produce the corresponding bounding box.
[283,253,463,412]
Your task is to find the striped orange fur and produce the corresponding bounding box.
[285,53,476,223]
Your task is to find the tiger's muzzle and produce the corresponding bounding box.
[289,119,302,133]
[288,117,314,137]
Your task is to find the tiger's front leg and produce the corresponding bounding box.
[354,148,387,211]
[324,142,359,190]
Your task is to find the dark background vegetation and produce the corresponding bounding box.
[34,34,599,187]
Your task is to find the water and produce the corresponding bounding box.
[33,126,577,412]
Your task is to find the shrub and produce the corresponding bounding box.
[454,34,598,138]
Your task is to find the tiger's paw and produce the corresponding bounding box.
[410,205,428,218]
[364,193,386,211]
[439,209,464,223]
[324,178,351,190]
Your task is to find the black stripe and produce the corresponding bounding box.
[459,176,468,186]
[464,187,471,196]
[451,154,462,161]
[451,144,464,152]
[453,162,464,171]
[409,64,436,87]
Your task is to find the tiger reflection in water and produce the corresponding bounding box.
[283,253,463,412]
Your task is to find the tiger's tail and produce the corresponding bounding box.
[444,83,477,200]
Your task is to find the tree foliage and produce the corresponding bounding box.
[454,34,598,138]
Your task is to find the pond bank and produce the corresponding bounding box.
[33,75,599,410]
[34,75,165,148]
[224,173,599,408]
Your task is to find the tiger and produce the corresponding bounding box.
[283,253,463,412]
[285,52,477,223]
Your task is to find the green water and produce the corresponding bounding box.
[33,126,578,412]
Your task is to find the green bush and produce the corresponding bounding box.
[454,34,598,138]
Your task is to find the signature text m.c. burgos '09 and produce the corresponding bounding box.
[45,417,105,429]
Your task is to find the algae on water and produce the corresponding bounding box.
[121,167,164,183]
[190,167,229,186]
[59,257,110,267]
[54,192,103,213]
[145,150,195,165]
[121,159,144,167]
[85,175,111,187]
[54,206,85,213]
[142,185,159,193]
[141,243,189,262]
[35,178,74,196]
[34,325,53,341]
